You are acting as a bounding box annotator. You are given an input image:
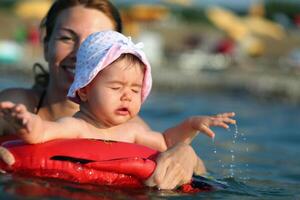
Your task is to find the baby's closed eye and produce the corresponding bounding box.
[131,87,141,93]
[108,83,123,90]
[111,86,121,90]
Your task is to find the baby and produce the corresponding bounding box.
[0,31,235,152]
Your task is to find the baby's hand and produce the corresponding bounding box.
[0,101,32,135]
[189,112,236,138]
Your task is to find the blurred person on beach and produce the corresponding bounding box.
[0,0,207,190]
[27,22,41,57]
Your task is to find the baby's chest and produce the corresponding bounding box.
[106,131,135,143]
[85,128,135,143]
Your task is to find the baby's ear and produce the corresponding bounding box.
[77,88,88,102]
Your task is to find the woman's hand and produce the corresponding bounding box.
[144,143,206,190]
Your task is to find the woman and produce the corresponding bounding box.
[0,0,206,189]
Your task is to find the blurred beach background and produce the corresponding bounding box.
[0,0,300,103]
[0,0,300,199]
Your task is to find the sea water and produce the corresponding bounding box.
[0,76,300,199]
[141,91,300,200]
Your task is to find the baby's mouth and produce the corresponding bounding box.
[115,107,130,116]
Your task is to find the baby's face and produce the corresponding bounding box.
[84,57,144,127]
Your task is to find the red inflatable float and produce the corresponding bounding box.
[0,138,219,193]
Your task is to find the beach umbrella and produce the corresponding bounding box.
[206,6,249,41]
[14,0,52,20]
[206,6,285,41]
[243,16,285,40]
[162,0,192,6]
[113,0,193,9]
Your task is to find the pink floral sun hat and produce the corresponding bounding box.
[67,30,152,104]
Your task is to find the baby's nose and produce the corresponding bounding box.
[121,90,132,101]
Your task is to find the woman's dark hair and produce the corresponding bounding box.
[33,0,122,90]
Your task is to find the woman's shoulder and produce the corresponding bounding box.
[0,88,41,112]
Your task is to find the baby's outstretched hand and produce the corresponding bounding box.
[189,112,236,138]
[0,101,32,135]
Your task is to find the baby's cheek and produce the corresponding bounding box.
[132,103,141,116]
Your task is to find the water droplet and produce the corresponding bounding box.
[76,165,83,172]
[234,123,238,134]
[88,170,94,176]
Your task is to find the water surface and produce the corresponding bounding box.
[0,75,299,199]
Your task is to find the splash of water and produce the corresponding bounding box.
[230,123,250,181]
[228,124,239,177]
[212,122,250,182]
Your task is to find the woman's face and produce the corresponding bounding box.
[44,5,114,92]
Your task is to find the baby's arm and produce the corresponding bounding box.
[0,101,35,138]
[163,112,236,148]
[133,112,235,151]
[0,101,83,143]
